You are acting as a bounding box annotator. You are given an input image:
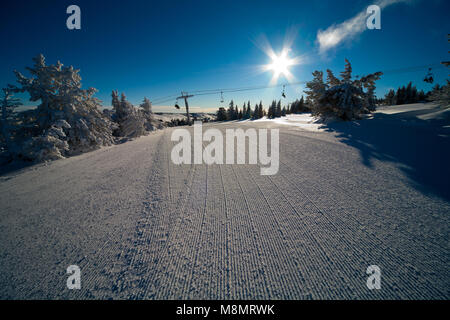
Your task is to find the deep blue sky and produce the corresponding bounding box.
[0,0,449,112]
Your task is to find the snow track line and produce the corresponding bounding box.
[125,131,200,299]
[218,164,232,299]
[239,164,338,298]
[181,164,208,297]
[229,165,273,299]
[218,165,270,299]
[113,133,175,298]
[243,164,360,299]
[149,163,207,298]
[143,131,208,299]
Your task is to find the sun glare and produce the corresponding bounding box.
[263,47,301,84]
[267,50,294,78]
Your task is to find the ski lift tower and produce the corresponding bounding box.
[177,91,194,125]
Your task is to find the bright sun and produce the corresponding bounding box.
[267,51,294,78]
[263,48,301,84]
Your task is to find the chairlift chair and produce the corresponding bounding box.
[424,68,434,84]
[281,85,286,98]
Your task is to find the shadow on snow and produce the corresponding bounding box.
[321,105,450,201]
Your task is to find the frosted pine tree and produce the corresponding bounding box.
[306,60,382,120]
[112,91,145,138]
[8,54,114,162]
[140,97,154,131]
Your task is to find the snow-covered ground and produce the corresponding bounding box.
[254,113,325,132]
[0,103,448,299]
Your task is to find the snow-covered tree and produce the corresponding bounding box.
[112,91,146,138]
[140,97,152,114]
[139,97,154,131]
[320,83,365,120]
[306,60,382,120]
[7,54,115,162]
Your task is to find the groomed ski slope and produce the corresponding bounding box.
[0,103,449,299]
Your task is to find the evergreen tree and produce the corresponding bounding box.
[340,59,352,83]
[140,97,152,114]
[326,69,341,86]
[113,92,146,138]
[418,89,426,102]
[428,81,450,107]
[252,104,259,119]
[140,97,154,130]
[245,103,252,119]
[360,71,383,111]
[227,100,236,120]
[305,71,327,110]
[299,96,306,112]
[216,107,228,121]
[8,54,114,161]
[0,88,22,157]
[384,89,396,105]
[275,100,282,118]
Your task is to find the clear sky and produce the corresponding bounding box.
[1,0,449,112]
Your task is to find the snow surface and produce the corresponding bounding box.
[0,103,449,299]
[254,114,325,132]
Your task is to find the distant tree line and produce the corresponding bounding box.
[215,96,312,121]
[384,81,449,107]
